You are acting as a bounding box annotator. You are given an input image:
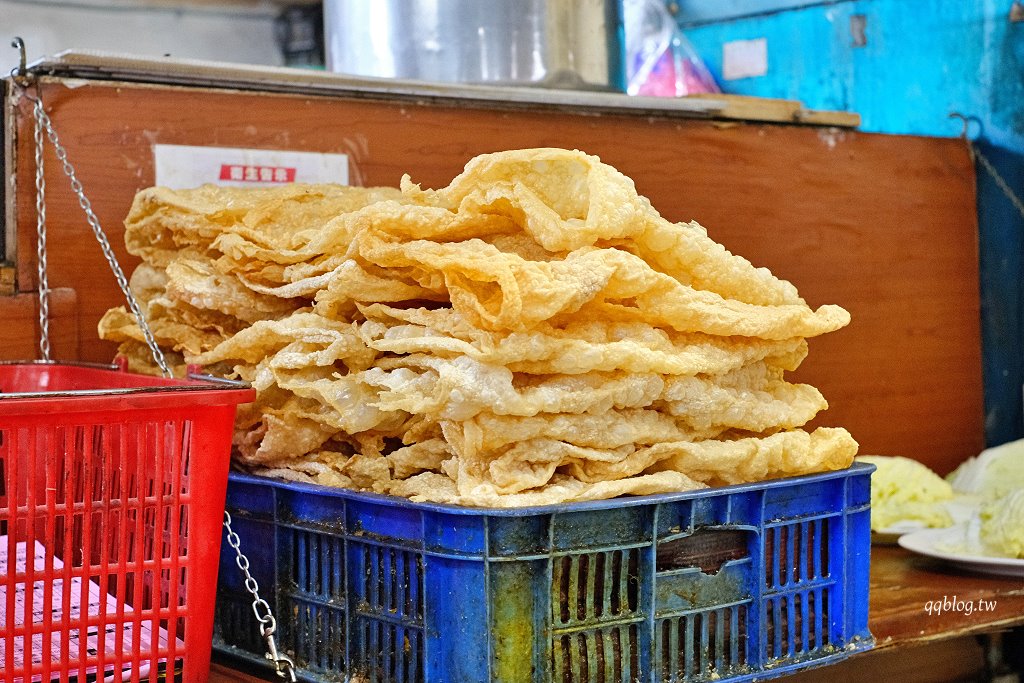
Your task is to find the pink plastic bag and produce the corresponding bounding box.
[624,0,720,97]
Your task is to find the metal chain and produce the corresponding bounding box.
[949,113,1024,223]
[970,144,1024,222]
[223,511,297,682]
[29,93,173,377]
[14,52,288,681]
[32,99,51,361]
[22,74,289,681]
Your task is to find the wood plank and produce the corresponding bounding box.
[783,637,987,683]
[687,93,803,122]
[0,264,15,295]
[8,78,982,473]
[210,661,273,682]
[868,545,1024,649]
[795,108,863,127]
[687,93,861,127]
[0,288,79,361]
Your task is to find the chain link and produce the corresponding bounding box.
[32,100,51,361]
[224,511,297,682]
[28,90,172,377]
[20,77,291,681]
[949,113,1024,223]
[970,144,1024,223]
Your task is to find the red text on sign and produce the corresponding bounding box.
[219,164,296,183]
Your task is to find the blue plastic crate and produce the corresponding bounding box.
[213,462,874,682]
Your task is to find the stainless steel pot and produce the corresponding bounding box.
[324,0,625,90]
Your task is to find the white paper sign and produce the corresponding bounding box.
[0,538,183,683]
[153,144,349,189]
[723,38,769,81]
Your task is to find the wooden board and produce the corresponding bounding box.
[867,545,1024,648]
[0,288,79,360]
[686,93,862,127]
[0,265,15,295]
[784,638,988,683]
[4,77,983,473]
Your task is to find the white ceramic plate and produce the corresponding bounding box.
[872,499,980,544]
[897,525,1024,578]
[873,522,928,545]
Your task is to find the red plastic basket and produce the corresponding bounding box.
[0,360,254,683]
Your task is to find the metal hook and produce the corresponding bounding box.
[949,112,970,140]
[8,37,41,106]
[948,112,980,163]
[948,112,984,142]
[10,36,27,80]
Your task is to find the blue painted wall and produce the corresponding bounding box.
[674,0,1024,447]
[679,0,1024,146]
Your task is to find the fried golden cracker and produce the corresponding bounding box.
[106,148,855,507]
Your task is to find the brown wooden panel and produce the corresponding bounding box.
[868,545,1024,648]
[0,288,79,361]
[8,78,983,472]
[767,638,987,683]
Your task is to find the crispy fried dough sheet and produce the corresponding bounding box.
[441,409,722,460]
[358,304,810,375]
[390,470,706,507]
[99,305,224,357]
[193,312,397,438]
[359,356,825,432]
[649,427,859,486]
[387,439,453,480]
[362,359,666,420]
[235,259,445,308]
[249,459,355,488]
[127,263,169,303]
[401,148,803,306]
[656,371,826,432]
[263,363,404,435]
[357,233,847,338]
[112,340,188,376]
[212,202,516,283]
[243,432,448,490]
[165,256,300,322]
[125,184,404,266]
[99,290,249,357]
[444,426,857,497]
[106,147,856,507]
[241,406,337,464]
[191,311,374,367]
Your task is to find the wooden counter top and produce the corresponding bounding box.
[867,545,1024,649]
[209,545,1024,682]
